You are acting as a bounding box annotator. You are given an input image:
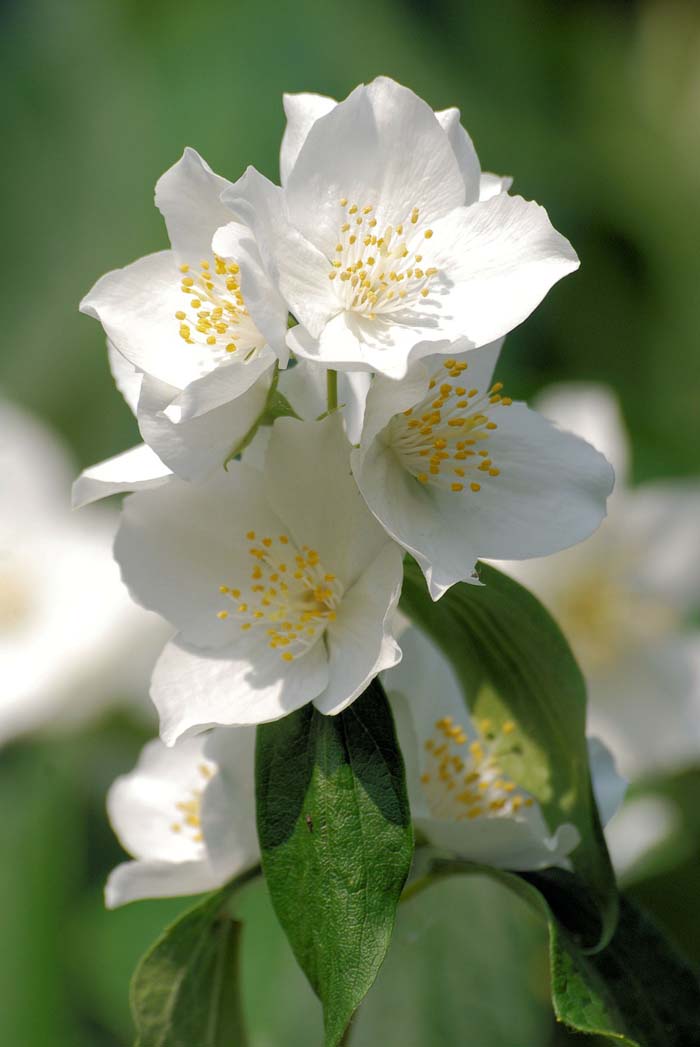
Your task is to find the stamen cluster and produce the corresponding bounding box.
[217,533,342,662]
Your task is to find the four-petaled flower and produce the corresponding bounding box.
[114,416,403,742]
[352,340,614,598]
[225,77,579,379]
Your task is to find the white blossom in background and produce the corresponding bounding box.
[80,149,288,483]
[114,415,403,743]
[498,385,700,779]
[225,76,579,379]
[352,341,614,598]
[0,398,165,744]
[106,726,258,907]
[384,624,626,871]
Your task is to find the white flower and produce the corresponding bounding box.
[384,625,625,871]
[351,341,614,599]
[71,355,370,509]
[499,384,700,779]
[0,398,165,743]
[80,149,288,482]
[105,726,258,907]
[226,77,578,380]
[114,415,403,743]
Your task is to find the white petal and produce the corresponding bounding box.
[108,340,142,415]
[587,737,627,826]
[416,814,579,872]
[435,107,481,205]
[458,402,614,561]
[265,415,390,587]
[114,467,283,647]
[166,350,276,422]
[622,483,700,612]
[202,726,259,877]
[81,250,215,390]
[155,147,233,262]
[211,221,289,364]
[106,735,211,862]
[105,859,224,908]
[588,635,700,779]
[479,172,513,201]
[151,632,329,742]
[431,193,579,347]
[314,543,403,715]
[382,625,473,743]
[285,78,465,262]
[71,444,171,508]
[604,795,681,883]
[137,370,271,483]
[533,383,630,490]
[290,311,452,381]
[280,91,337,186]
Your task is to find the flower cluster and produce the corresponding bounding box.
[76,78,618,899]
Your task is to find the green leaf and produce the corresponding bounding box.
[256,679,414,1047]
[400,557,617,948]
[416,860,700,1047]
[130,871,257,1047]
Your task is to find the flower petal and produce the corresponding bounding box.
[114,467,283,647]
[105,858,223,908]
[280,91,337,186]
[151,631,329,743]
[155,147,233,262]
[415,814,578,872]
[587,737,627,826]
[462,402,614,561]
[108,340,142,415]
[435,107,481,205]
[202,726,259,877]
[212,221,289,364]
[81,250,214,390]
[72,443,172,508]
[430,193,579,347]
[479,172,513,200]
[285,77,465,261]
[533,383,630,491]
[264,414,391,587]
[137,369,271,482]
[106,736,212,863]
[313,543,403,715]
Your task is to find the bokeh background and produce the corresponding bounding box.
[2,0,699,1044]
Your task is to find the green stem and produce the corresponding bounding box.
[326,368,338,412]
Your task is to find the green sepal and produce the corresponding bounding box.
[400,556,618,949]
[256,679,414,1047]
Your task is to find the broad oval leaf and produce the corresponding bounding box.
[420,862,700,1047]
[256,679,414,1047]
[130,872,256,1047]
[400,557,617,948]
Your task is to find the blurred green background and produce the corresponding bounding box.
[1,0,699,1043]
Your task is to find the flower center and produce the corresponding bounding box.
[327,199,440,319]
[169,762,213,843]
[216,532,343,662]
[387,358,512,493]
[174,255,265,363]
[420,715,534,822]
